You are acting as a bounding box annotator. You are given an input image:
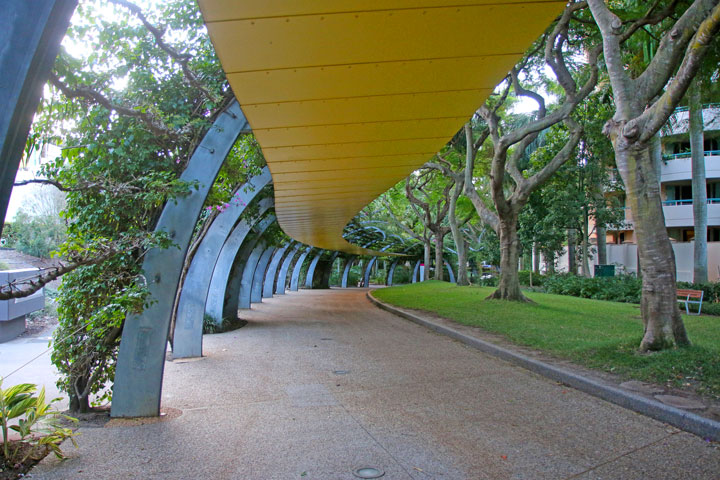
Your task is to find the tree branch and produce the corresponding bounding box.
[638,3,720,142]
[49,73,184,138]
[635,0,717,105]
[110,0,220,105]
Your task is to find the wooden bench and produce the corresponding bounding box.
[677,289,703,316]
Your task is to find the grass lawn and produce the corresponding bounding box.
[373,281,720,399]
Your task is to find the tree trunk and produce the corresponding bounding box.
[533,242,540,274]
[689,79,708,283]
[423,239,431,281]
[69,375,91,413]
[457,238,469,286]
[488,217,530,301]
[567,228,577,274]
[596,224,607,265]
[581,207,591,277]
[617,144,690,350]
[434,232,444,281]
[545,251,555,274]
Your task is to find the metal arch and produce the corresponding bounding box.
[412,260,421,283]
[316,251,341,289]
[263,244,290,298]
[113,101,251,418]
[387,258,401,286]
[0,0,78,234]
[172,168,271,359]
[275,243,301,295]
[237,241,267,309]
[289,248,312,291]
[341,256,355,288]
[224,214,276,315]
[251,246,277,303]
[444,259,456,284]
[304,251,324,288]
[362,243,396,287]
[204,197,274,327]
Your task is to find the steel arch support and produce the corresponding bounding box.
[112,101,251,418]
[251,247,276,303]
[341,256,356,288]
[204,198,274,326]
[304,251,324,288]
[289,248,311,291]
[263,245,289,298]
[275,244,301,294]
[386,259,401,286]
[237,241,268,309]
[444,260,456,284]
[363,258,376,288]
[0,0,77,233]
[315,252,340,289]
[173,169,272,359]
[412,260,421,284]
[226,215,276,314]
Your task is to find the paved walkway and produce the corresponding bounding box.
[33,289,719,479]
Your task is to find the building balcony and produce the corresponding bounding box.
[663,103,720,137]
[660,151,720,182]
[661,199,720,227]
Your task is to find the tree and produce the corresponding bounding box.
[689,78,708,283]
[33,0,239,411]
[587,0,720,350]
[381,185,434,281]
[459,2,600,301]
[424,140,478,286]
[405,170,454,281]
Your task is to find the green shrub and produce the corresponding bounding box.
[542,273,642,303]
[0,380,77,469]
[4,212,66,259]
[518,270,545,286]
[478,276,498,287]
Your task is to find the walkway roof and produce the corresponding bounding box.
[198,0,565,255]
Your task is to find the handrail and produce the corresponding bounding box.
[672,103,720,113]
[662,150,720,161]
[661,198,720,206]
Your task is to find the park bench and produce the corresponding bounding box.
[677,289,703,316]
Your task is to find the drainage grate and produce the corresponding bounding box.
[353,467,385,479]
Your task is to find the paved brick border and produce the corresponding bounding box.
[367,291,720,441]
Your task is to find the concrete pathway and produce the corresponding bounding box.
[0,325,67,410]
[33,288,719,479]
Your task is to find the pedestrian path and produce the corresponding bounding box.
[33,289,719,479]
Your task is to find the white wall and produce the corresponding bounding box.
[546,242,719,283]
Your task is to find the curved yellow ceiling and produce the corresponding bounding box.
[198,0,566,255]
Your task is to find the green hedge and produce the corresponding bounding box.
[537,274,718,315]
[542,273,642,303]
[518,270,545,286]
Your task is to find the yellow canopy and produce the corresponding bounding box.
[199,0,565,255]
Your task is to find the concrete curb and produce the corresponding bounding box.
[367,291,720,441]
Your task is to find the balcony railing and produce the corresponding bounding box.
[672,102,720,113]
[662,198,720,206]
[662,149,720,161]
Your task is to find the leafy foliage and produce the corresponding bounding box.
[542,273,642,303]
[31,0,232,412]
[2,211,66,259]
[0,380,77,468]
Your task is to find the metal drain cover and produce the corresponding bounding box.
[353,467,385,479]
